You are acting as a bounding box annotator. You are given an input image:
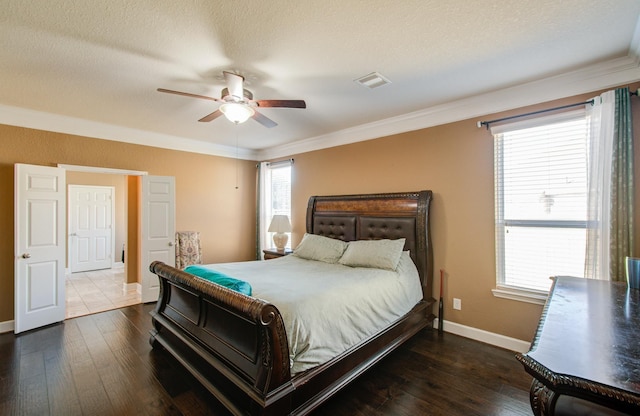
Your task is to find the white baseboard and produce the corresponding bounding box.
[0,320,15,334]
[123,282,141,293]
[433,319,531,353]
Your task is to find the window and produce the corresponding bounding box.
[259,160,292,252]
[493,111,589,298]
[269,164,292,221]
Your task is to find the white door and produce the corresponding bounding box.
[14,164,66,334]
[69,185,114,273]
[140,176,175,303]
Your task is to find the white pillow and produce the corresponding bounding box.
[293,233,348,263]
[338,238,406,270]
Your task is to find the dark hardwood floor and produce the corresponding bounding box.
[0,303,533,415]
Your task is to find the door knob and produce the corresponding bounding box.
[21,253,31,259]
[168,242,174,246]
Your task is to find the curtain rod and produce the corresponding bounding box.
[267,158,294,167]
[478,87,639,130]
[476,100,593,130]
[256,158,294,168]
[256,158,293,168]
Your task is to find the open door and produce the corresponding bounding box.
[14,164,66,333]
[140,175,175,303]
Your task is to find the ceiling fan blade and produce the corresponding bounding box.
[252,110,278,128]
[198,109,223,122]
[255,99,306,109]
[223,71,245,101]
[157,88,220,102]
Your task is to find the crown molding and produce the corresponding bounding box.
[257,54,640,160]
[0,104,259,160]
[1,52,639,162]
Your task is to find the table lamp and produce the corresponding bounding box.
[268,215,291,251]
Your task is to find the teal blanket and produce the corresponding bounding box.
[184,265,252,296]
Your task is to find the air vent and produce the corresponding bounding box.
[354,72,391,89]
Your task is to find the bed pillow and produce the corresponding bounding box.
[293,233,348,263]
[338,238,406,270]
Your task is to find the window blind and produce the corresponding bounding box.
[494,112,589,291]
[269,162,292,219]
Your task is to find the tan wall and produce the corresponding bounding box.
[287,84,640,342]
[3,84,639,340]
[0,126,257,322]
[127,176,140,285]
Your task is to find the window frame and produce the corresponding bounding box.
[259,159,293,253]
[491,110,589,304]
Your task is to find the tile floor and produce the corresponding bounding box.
[65,266,141,318]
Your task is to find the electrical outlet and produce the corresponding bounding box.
[453,298,462,310]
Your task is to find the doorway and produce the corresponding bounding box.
[15,163,173,332]
[64,170,138,318]
[63,169,176,317]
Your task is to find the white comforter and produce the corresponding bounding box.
[199,252,423,374]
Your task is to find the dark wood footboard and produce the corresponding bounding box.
[149,261,293,415]
[149,260,434,416]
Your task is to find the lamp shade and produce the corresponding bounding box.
[268,215,291,233]
[219,102,255,124]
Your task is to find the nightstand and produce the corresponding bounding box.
[263,248,293,260]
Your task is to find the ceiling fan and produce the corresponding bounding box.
[157,71,306,128]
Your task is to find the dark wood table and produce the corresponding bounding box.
[517,276,640,415]
[262,247,293,260]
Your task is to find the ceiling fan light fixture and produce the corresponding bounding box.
[219,102,255,124]
[157,70,304,128]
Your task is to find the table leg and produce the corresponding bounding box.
[530,379,557,416]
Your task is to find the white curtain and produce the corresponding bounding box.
[584,90,615,279]
[257,161,270,256]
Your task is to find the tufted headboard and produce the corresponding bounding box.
[306,191,433,300]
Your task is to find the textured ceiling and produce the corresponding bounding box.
[1,0,640,160]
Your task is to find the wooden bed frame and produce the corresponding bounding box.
[148,190,435,415]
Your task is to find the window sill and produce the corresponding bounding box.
[491,285,549,305]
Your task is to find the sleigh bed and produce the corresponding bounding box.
[148,190,435,415]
